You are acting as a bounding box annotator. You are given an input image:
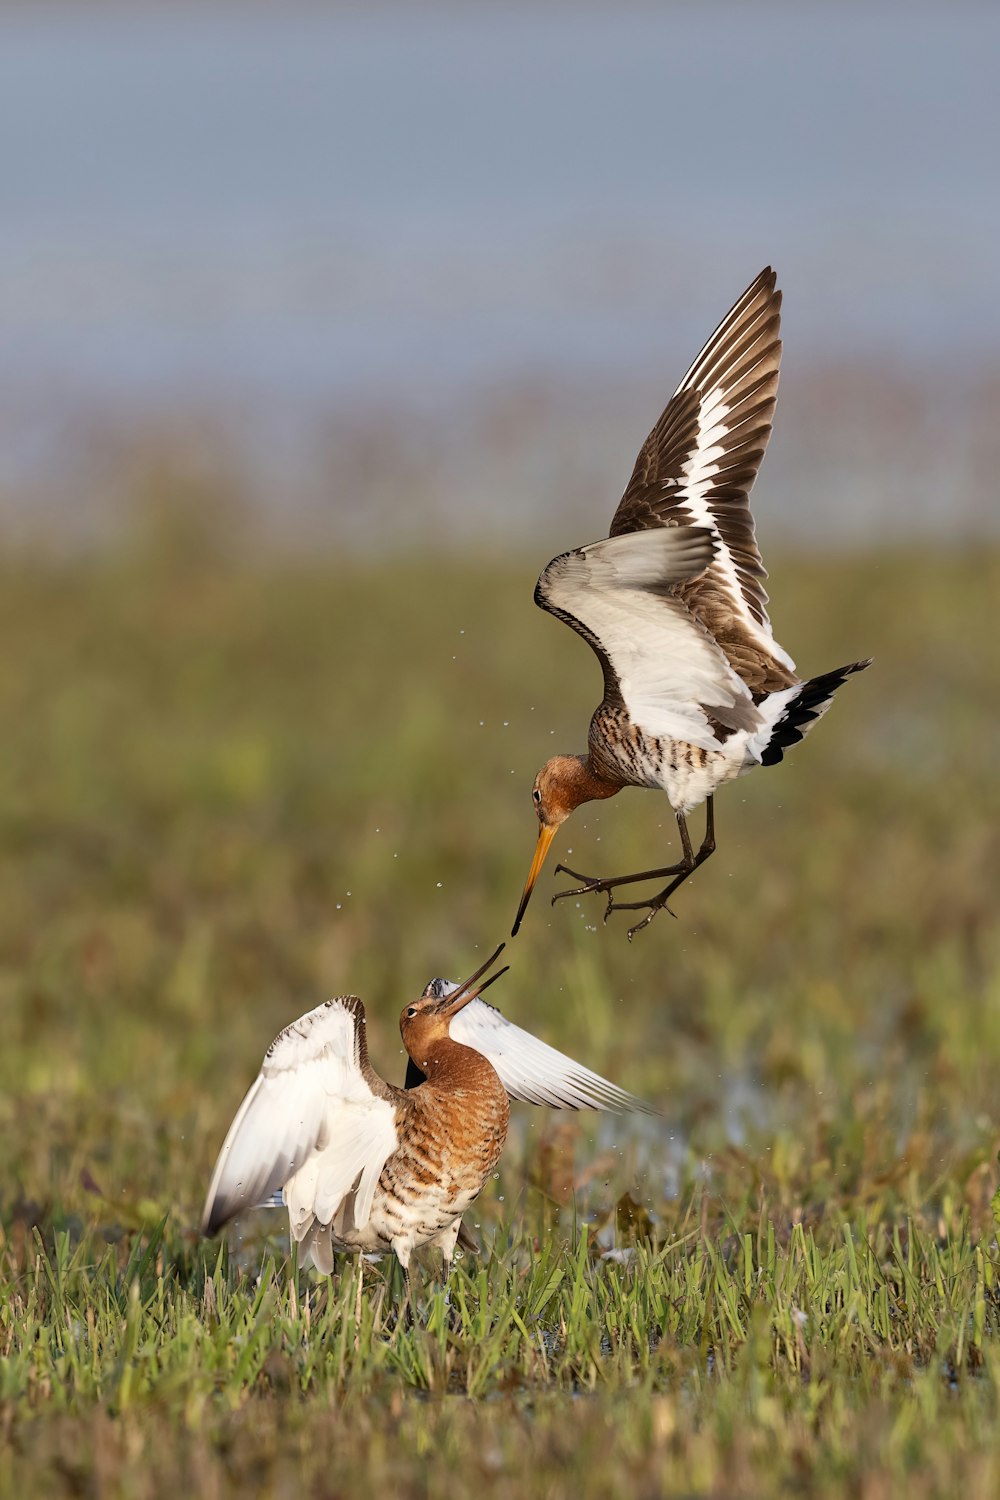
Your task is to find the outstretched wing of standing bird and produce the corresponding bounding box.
[202,996,400,1238]
[420,980,653,1112]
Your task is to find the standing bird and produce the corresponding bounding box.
[202,945,646,1301]
[512,267,871,940]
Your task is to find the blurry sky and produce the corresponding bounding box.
[1,2,998,541]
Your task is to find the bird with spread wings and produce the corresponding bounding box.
[511,268,871,940]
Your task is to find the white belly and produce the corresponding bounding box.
[658,744,745,815]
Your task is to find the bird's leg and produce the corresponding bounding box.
[552,812,696,922]
[440,1248,457,1329]
[394,1258,414,1332]
[429,1219,463,1327]
[610,800,717,939]
[353,1251,364,1350]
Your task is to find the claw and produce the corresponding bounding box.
[551,866,612,905]
[551,883,597,906]
[626,911,658,941]
[613,896,678,940]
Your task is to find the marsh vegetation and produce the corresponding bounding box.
[0,503,997,1495]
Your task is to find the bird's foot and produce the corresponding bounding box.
[603,892,680,940]
[552,865,618,924]
[553,863,688,927]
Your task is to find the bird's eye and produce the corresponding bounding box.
[406,1006,417,1018]
[532,788,542,804]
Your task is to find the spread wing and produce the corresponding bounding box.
[202,996,399,1238]
[536,526,761,750]
[609,267,795,682]
[445,994,653,1113]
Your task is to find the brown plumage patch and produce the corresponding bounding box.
[608,267,785,656]
[680,577,798,693]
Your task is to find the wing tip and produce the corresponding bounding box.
[754,264,779,297]
[568,1072,658,1116]
[201,1195,228,1238]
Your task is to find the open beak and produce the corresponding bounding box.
[511,824,557,936]
[437,942,509,1018]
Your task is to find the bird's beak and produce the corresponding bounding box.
[511,824,557,936]
[436,942,509,1018]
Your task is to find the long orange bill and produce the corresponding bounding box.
[437,943,509,1017]
[511,824,557,936]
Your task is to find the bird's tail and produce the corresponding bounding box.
[754,659,872,768]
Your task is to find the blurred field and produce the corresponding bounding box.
[1,506,999,1497]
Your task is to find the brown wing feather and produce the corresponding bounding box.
[608,268,794,693]
[611,268,780,545]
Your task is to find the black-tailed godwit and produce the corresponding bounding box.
[511,268,871,940]
[202,945,646,1299]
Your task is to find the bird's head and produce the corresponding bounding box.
[511,755,619,935]
[400,943,508,1067]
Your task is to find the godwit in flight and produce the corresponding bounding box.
[511,267,871,940]
[202,945,646,1301]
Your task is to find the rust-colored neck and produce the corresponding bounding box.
[543,753,622,818]
[406,1030,504,1094]
[577,754,622,805]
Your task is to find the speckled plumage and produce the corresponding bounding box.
[304,1041,510,1273]
[587,700,726,815]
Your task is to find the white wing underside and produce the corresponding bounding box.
[542,531,762,751]
[202,997,398,1240]
[448,995,651,1113]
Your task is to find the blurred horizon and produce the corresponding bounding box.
[2,1,998,548]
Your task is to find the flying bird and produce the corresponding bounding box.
[512,267,871,939]
[202,945,647,1299]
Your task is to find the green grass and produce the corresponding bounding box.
[1,519,999,1496]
